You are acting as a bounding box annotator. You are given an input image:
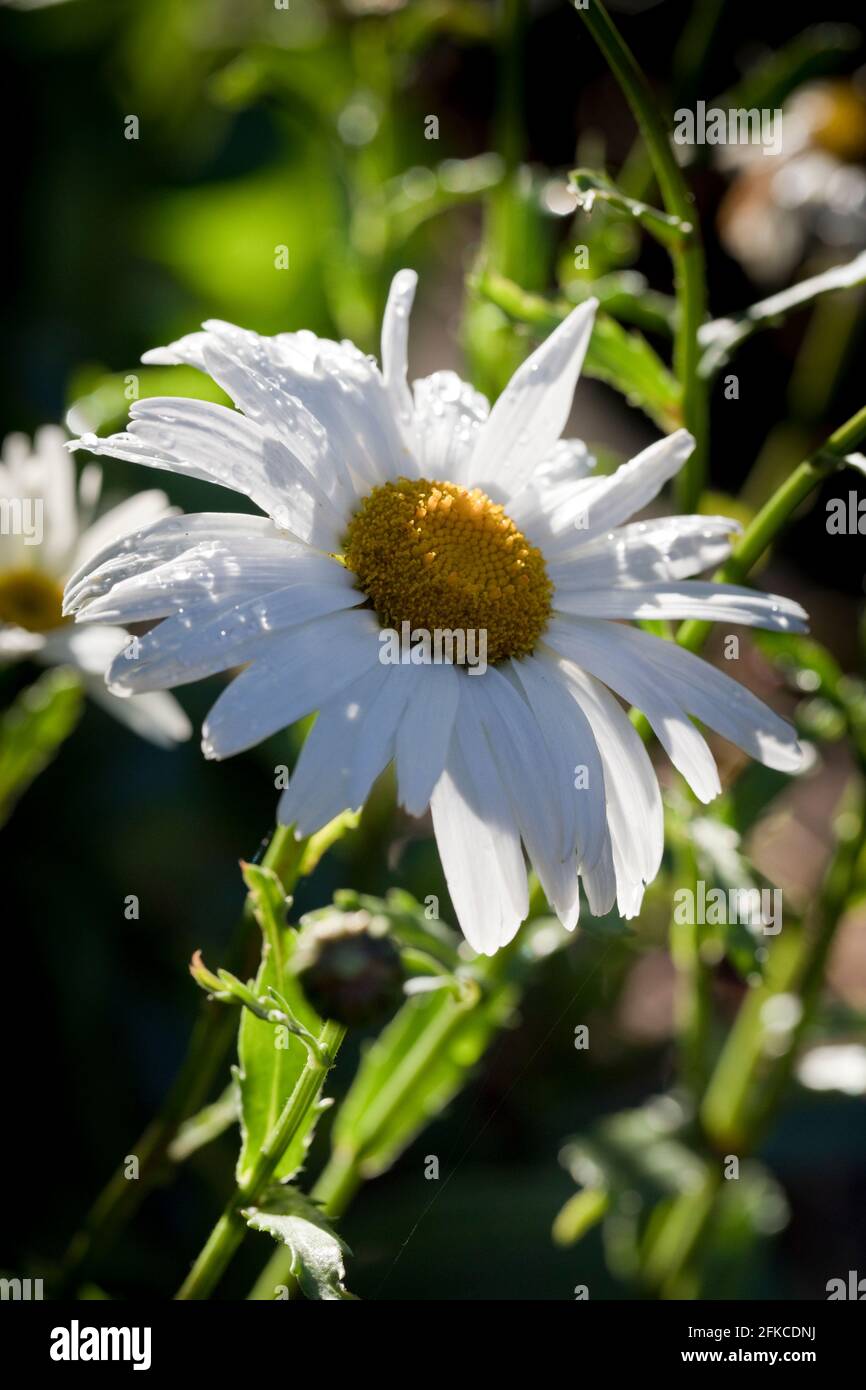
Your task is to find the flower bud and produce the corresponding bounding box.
[294,909,403,1027]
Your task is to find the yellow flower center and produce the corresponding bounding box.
[343,478,552,663]
[0,569,65,633]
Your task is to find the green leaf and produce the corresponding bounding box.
[690,814,779,980]
[235,864,325,1187]
[563,271,676,336]
[699,250,866,374]
[244,1188,356,1301]
[473,268,682,432]
[383,154,505,245]
[714,23,860,115]
[552,1187,610,1246]
[569,168,693,249]
[0,669,84,827]
[168,1083,239,1164]
[331,976,514,1180]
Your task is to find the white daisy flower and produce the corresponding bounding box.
[0,427,191,746]
[64,273,807,953]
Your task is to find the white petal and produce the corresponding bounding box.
[545,620,720,801]
[195,321,412,489]
[546,615,804,777]
[509,653,609,873]
[467,298,594,500]
[74,398,345,549]
[543,654,663,917]
[33,426,78,574]
[381,269,418,435]
[531,429,695,555]
[430,696,528,955]
[466,299,597,499]
[548,515,739,586]
[347,665,414,806]
[580,835,618,918]
[198,338,365,508]
[0,625,46,660]
[394,661,460,815]
[554,580,808,630]
[507,439,597,532]
[41,622,130,676]
[278,664,399,833]
[78,538,351,626]
[201,608,381,760]
[72,489,173,573]
[65,512,279,613]
[85,680,192,747]
[467,669,580,930]
[106,573,362,695]
[410,372,489,484]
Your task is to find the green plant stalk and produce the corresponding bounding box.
[629,401,866,742]
[677,403,866,653]
[668,831,713,1096]
[59,824,308,1291]
[176,1019,346,1301]
[702,789,866,1151]
[651,789,865,1297]
[248,985,480,1299]
[574,0,708,509]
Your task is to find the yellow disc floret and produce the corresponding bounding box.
[343,478,552,663]
[0,569,65,633]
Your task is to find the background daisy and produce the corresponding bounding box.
[0,426,191,746]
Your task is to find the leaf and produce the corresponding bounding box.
[473,268,682,431]
[699,250,866,374]
[560,1101,705,1206]
[564,271,676,336]
[0,669,84,827]
[552,1187,610,1246]
[244,1188,356,1301]
[331,977,514,1180]
[235,864,325,1187]
[569,168,693,249]
[690,815,778,980]
[714,23,860,116]
[168,1083,239,1164]
[383,153,505,244]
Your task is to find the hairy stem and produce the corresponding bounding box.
[176,1019,346,1301]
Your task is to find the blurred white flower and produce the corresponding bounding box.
[797,1043,866,1096]
[0,428,190,747]
[66,274,807,952]
[718,80,866,284]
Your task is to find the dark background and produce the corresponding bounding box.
[2,0,865,1299]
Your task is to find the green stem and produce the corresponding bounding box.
[702,787,866,1151]
[668,831,712,1096]
[675,403,866,656]
[59,824,308,1292]
[629,403,866,742]
[574,0,708,508]
[176,1019,346,1301]
[248,986,480,1299]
